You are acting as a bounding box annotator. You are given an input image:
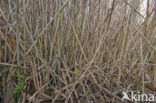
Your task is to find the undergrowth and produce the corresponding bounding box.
[0,0,156,103]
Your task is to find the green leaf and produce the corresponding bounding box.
[87,89,92,100]
[13,81,25,94]
[74,69,79,77]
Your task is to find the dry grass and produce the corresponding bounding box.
[0,0,156,103]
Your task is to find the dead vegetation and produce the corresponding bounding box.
[0,0,156,103]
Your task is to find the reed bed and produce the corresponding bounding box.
[0,0,156,103]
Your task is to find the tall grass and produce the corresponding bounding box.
[0,0,156,102]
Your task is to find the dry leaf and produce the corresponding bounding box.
[6,34,16,47]
[4,80,15,103]
[151,56,156,87]
[45,74,49,81]
[0,47,1,62]
[146,83,156,92]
